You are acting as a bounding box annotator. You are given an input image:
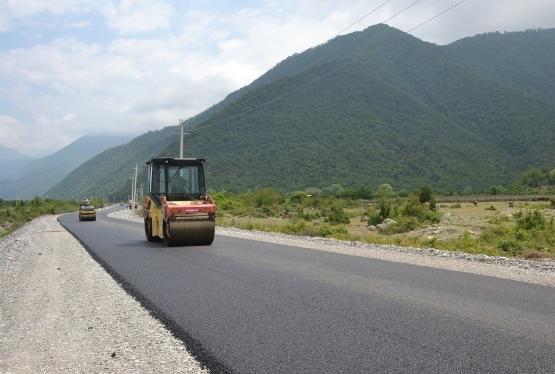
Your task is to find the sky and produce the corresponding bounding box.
[1,0,554,158]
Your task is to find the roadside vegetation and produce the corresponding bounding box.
[212,174,555,259]
[0,197,103,237]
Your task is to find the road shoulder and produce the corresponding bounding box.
[0,215,207,373]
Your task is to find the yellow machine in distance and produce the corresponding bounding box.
[78,205,96,221]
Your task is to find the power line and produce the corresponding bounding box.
[195,2,430,130]
[199,60,358,130]
[406,0,470,33]
[336,0,393,36]
[183,0,467,132]
[382,0,424,24]
[183,1,425,132]
[214,0,394,116]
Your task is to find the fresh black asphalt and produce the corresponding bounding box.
[58,208,555,374]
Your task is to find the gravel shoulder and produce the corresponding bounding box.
[109,209,555,287]
[0,215,207,374]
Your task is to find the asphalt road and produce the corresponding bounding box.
[59,208,555,374]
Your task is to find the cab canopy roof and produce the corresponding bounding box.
[146,157,205,166]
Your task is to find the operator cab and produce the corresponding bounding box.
[147,158,206,205]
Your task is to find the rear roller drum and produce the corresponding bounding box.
[164,220,215,246]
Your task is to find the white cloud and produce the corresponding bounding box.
[0,0,100,31]
[387,0,555,44]
[0,0,554,156]
[0,114,73,157]
[0,13,9,31]
[67,20,91,29]
[103,0,174,34]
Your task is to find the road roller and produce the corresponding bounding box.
[78,205,96,221]
[143,158,216,246]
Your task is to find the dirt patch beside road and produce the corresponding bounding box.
[0,215,207,373]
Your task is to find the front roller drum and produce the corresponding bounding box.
[164,219,215,246]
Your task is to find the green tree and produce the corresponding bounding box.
[377,184,394,200]
[417,185,433,203]
[521,168,545,187]
[322,184,345,197]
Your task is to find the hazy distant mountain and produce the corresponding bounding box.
[0,135,130,199]
[48,128,178,199]
[49,25,555,198]
[0,145,33,180]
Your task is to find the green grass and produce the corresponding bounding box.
[219,213,554,259]
[0,197,103,237]
[215,187,555,259]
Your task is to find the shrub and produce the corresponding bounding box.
[318,224,333,237]
[367,203,390,225]
[283,220,307,235]
[385,216,420,234]
[253,189,284,207]
[516,210,547,230]
[332,225,349,239]
[261,206,275,217]
[417,185,433,203]
[289,191,309,205]
[322,184,345,197]
[499,239,524,256]
[487,215,510,224]
[342,186,374,199]
[326,206,350,225]
[429,196,437,212]
[402,195,442,223]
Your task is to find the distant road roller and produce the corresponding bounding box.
[143,158,216,246]
[78,205,96,221]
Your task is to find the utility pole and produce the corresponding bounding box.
[133,164,138,209]
[179,118,184,158]
[178,118,191,158]
[129,177,135,209]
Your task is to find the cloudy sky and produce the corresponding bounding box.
[1,0,554,157]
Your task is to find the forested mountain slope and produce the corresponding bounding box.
[49,25,555,198]
[444,28,555,106]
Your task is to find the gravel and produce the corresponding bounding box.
[108,209,143,223]
[107,208,554,286]
[0,215,208,374]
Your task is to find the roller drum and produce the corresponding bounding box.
[167,219,215,246]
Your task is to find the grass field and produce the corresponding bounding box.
[216,195,555,259]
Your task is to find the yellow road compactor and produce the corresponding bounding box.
[143,158,216,246]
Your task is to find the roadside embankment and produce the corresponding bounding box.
[0,215,207,373]
[108,208,555,287]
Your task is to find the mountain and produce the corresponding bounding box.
[0,145,33,180]
[48,128,178,199]
[0,135,129,199]
[49,25,555,198]
[444,28,555,106]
